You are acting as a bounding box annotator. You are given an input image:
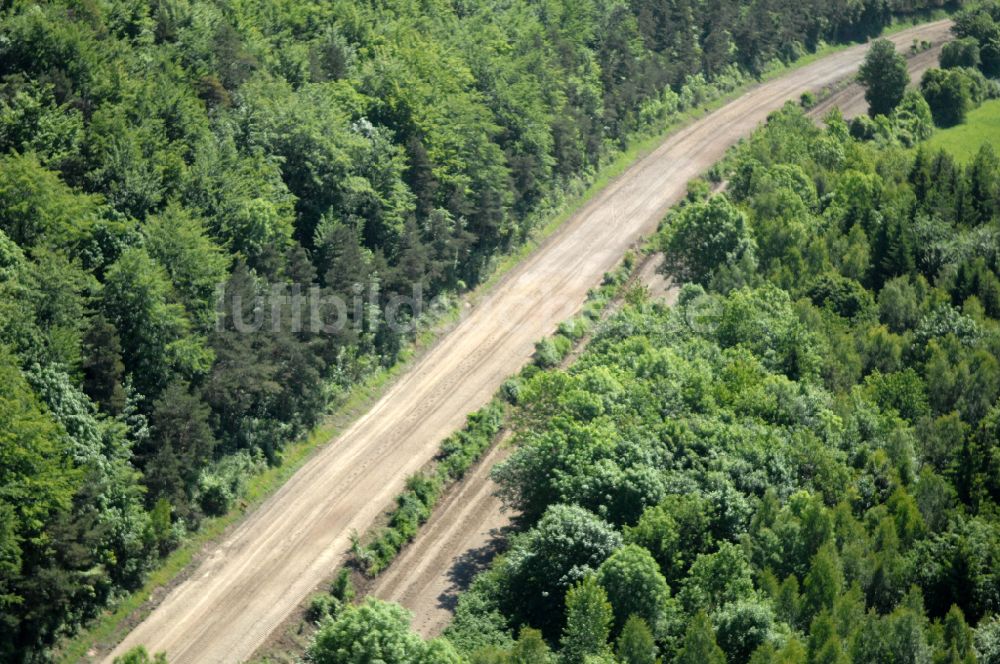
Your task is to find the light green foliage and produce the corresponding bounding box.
[616,616,657,664]
[0,152,102,250]
[0,0,987,655]
[596,544,672,636]
[802,544,844,621]
[112,645,168,663]
[143,202,230,331]
[676,611,726,664]
[661,194,754,287]
[680,543,755,614]
[561,576,613,664]
[509,627,554,664]
[924,100,1000,163]
[308,597,462,663]
[101,246,210,400]
[454,103,1000,664]
[975,615,1000,664]
[891,91,935,146]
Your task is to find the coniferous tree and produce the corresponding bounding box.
[616,616,657,664]
[676,611,726,664]
[561,576,613,664]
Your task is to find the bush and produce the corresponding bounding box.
[197,474,232,517]
[892,90,934,145]
[330,568,355,603]
[307,593,342,623]
[558,317,589,341]
[195,450,266,516]
[921,68,972,127]
[533,335,573,368]
[849,115,879,141]
[941,38,981,69]
[351,400,504,575]
[500,377,522,405]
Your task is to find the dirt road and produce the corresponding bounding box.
[369,254,678,640]
[366,30,954,641]
[370,438,515,638]
[106,20,953,663]
[809,39,947,120]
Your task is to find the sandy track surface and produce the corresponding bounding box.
[355,25,954,642]
[809,40,947,120]
[370,437,516,638]
[370,254,678,640]
[106,20,953,663]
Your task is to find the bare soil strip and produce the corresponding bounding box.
[809,40,947,120]
[365,29,954,641]
[105,21,953,663]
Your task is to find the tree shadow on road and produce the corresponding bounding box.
[436,524,515,612]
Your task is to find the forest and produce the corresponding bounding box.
[0,0,968,660]
[303,24,1000,664]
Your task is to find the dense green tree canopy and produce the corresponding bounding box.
[446,103,1000,664]
[0,0,974,656]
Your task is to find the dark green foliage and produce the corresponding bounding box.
[941,38,982,70]
[499,505,621,636]
[858,40,909,117]
[0,0,971,654]
[450,104,1000,663]
[921,69,975,128]
[953,2,1000,77]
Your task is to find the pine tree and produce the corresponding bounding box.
[81,314,126,415]
[561,576,613,664]
[941,605,976,664]
[802,543,844,621]
[510,627,554,664]
[676,611,726,664]
[616,615,657,664]
[807,611,848,664]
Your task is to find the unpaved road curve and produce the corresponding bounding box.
[106,20,952,663]
[369,29,954,639]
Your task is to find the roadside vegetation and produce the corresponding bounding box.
[0,0,971,660]
[299,19,1000,664]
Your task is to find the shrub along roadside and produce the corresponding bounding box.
[348,251,642,578]
[349,400,506,576]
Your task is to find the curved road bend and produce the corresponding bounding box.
[107,19,953,663]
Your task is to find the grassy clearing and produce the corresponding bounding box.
[58,15,951,662]
[923,99,1000,162]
